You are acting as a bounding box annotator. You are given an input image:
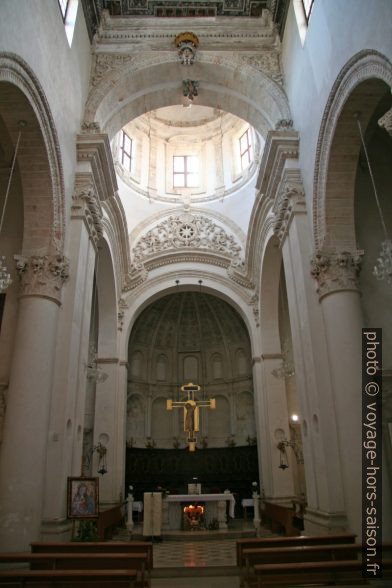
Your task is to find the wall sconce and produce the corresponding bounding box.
[84,442,108,476]
[277,437,304,469]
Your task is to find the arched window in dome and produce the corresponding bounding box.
[120,130,133,172]
[239,128,253,170]
[236,348,248,376]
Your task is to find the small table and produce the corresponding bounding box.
[165,493,235,530]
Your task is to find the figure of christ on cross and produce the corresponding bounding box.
[166,382,216,451]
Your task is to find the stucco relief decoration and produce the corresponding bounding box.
[241,54,283,84]
[81,121,101,134]
[132,213,244,267]
[182,79,199,101]
[310,250,363,299]
[14,254,70,302]
[272,183,305,243]
[91,53,134,88]
[72,184,104,243]
[175,32,199,66]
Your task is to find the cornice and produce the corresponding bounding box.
[76,132,118,203]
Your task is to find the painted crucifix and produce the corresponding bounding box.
[166,382,216,451]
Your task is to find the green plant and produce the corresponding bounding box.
[72,520,99,542]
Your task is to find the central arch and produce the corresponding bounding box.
[85,55,291,139]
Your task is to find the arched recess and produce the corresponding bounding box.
[96,237,118,359]
[0,53,65,254]
[313,50,392,251]
[85,57,291,140]
[0,53,65,438]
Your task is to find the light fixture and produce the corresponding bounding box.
[277,436,304,468]
[291,414,299,423]
[355,113,392,285]
[83,442,108,476]
[0,121,26,292]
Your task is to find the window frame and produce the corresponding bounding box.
[239,128,253,171]
[120,130,133,173]
[172,155,199,188]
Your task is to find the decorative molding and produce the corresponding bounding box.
[378,105,392,137]
[272,176,306,243]
[249,292,260,327]
[72,181,104,245]
[310,250,363,299]
[81,120,102,133]
[127,212,246,289]
[313,50,392,251]
[0,52,65,253]
[118,296,128,331]
[14,254,70,304]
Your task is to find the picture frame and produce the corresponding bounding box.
[67,477,99,519]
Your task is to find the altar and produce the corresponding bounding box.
[163,493,235,530]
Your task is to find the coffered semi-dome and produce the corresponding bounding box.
[127,292,255,448]
[113,105,263,205]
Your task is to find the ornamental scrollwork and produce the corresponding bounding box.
[132,213,244,267]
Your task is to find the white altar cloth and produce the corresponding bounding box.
[166,493,235,518]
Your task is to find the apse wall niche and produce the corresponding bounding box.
[126,292,255,449]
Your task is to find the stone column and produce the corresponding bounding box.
[310,250,363,538]
[252,355,295,501]
[93,358,127,506]
[39,182,100,540]
[274,176,349,533]
[0,254,69,550]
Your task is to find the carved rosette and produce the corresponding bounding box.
[272,182,306,243]
[378,106,392,137]
[310,250,363,299]
[14,254,70,304]
[72,184,104,245]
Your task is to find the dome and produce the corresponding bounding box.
[113,105,262,205]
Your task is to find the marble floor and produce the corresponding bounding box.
[153,538,236,568]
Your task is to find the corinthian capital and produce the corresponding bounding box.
[310,250,362,299]
[14,254,70,304]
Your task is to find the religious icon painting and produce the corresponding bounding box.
[67,477,99,519]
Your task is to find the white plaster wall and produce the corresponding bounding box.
[0,0,92,218]
[281,0,392,221]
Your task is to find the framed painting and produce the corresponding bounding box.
[67,477,99,519]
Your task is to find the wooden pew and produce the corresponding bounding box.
[0,552,148,587]
[242,543,362,587]
[0,568,138,586]
[30,541,153,570]
[236,532,356,568]
[262,502,297,536]
[254,559,392,587]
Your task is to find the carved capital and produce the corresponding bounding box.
[378,106,392,137]
[14,254,70,303]
[310,250,363,299]
[81,121,101,134]
[273,181,306,243]
[72,183,104,244]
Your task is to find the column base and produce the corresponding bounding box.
[303,508,348,535]
[40,518,72,542]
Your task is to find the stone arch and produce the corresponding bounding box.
[96,237,118,358]
[0,52,65,254]
[85,55,291,140]
[313,50,392,250]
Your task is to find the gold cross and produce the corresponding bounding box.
[166,382,216,451]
